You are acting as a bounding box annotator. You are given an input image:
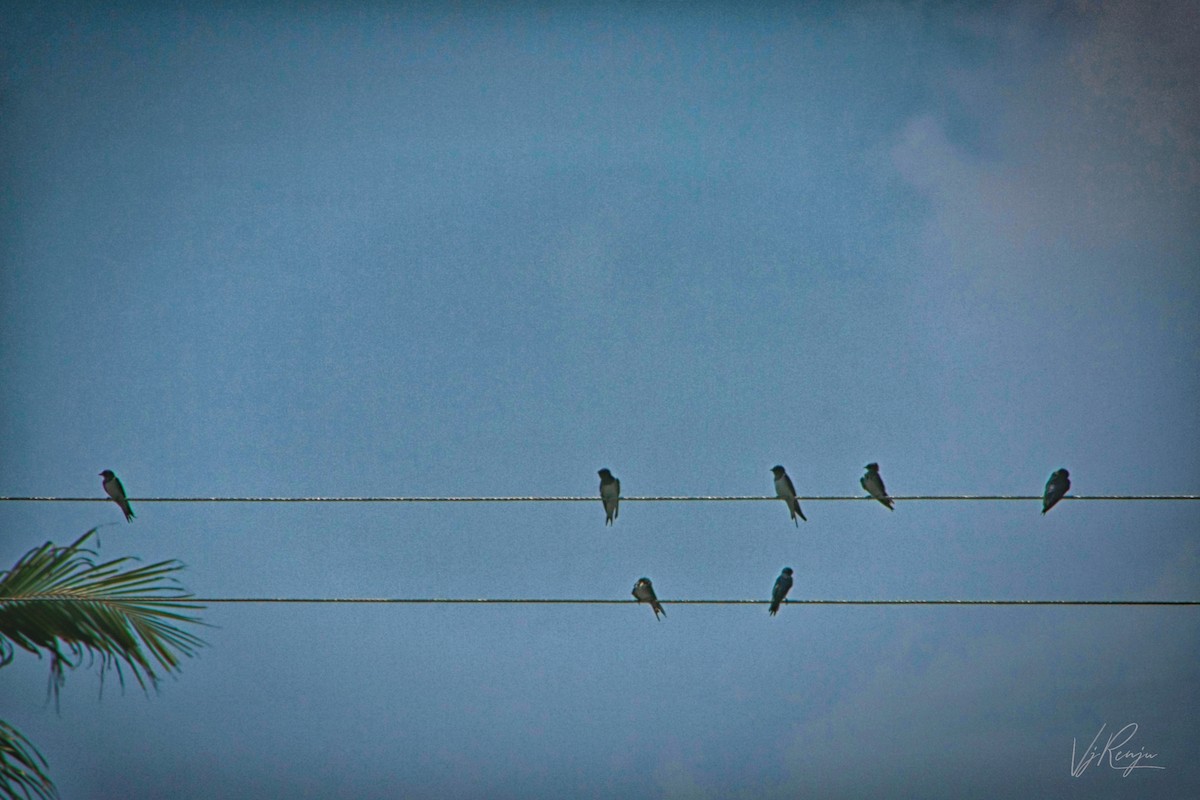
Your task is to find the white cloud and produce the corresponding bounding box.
[885,0,1200,370]
[891,0,1199,266]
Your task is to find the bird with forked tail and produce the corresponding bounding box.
[771,466,807,525]
[769,567,794,616]
[100,469,135,522]
[632,577,665,620]
[861,463,894,510]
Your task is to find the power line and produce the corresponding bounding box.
[5,597,1195,606]
[1,495,1196,503]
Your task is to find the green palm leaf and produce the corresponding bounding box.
[0,530,207,799]
[0,720,56,800]
[0,529,207,697]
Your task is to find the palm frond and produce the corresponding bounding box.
[0,529,207,698]
[0,719,57,800]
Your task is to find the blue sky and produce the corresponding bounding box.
[1,1,1198,797]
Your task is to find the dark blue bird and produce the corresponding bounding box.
[771,466,807,525]
[861,462,894,510]
[632,577,664,620]
[769,567,794,616]
[598,468,620,526]
[1042,468,1071,514]
[100,469,135,522]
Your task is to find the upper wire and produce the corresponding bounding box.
[1,495,1196,503]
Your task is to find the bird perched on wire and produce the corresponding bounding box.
[99,469,135,522]
[771,465,807,525]
[769,567,794,616]
[1042,468,1071,514]
[632,577,665,619]
[598,468,620,526]
[861,462,894,510]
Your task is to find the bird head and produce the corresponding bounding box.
[782,567,794,575]
[865,462,879,471]
[771,465,786,476]
[99,470,115,478]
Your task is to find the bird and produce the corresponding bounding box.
[861,463,894,510]
[631,577,665,619]
[769,567,794,616]
[771,465,807,525]
[598,468,620,526]
[99,469,135,522]
[1042,468,1071,514]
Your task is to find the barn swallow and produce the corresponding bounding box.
[771,465,807,525]
[99,470,135,522]
[598,468,620,526]
[861,463,894,510]
[769,567,794,616]
[1042,468,1071,514]
[632,577,665,619]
